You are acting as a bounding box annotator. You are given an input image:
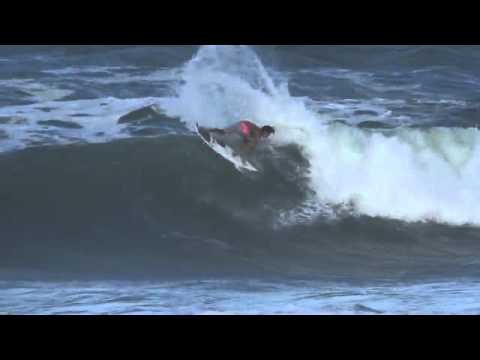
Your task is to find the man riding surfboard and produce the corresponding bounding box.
[208,120,275,152]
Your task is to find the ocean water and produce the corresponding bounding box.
[1,45,480,314]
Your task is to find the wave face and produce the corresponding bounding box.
[2,137,480,280]
[2,45,480,281]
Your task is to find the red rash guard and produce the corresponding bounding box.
[239,121,251,136]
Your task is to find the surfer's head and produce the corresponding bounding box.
[261,126,275,138]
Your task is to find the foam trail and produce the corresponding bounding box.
[160,45,480,226]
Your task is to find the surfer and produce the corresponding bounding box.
[209,120,275,152]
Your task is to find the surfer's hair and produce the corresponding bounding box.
[261,126,275,136]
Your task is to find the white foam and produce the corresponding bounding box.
[304,124,480,225]
[42,66,138,75]
[274,199,338,228]
[89,69,178,86]
[0,96,162,151]
[309,98,407,125]
[0,79,73,102]
[42,66,178,85]
[414,98,468,106]
[2,279,479,314]
[302,68,422,93]
[160,45,480,226]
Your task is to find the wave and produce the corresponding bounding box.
[1,45,479,227]
[158,45,480,226]
[2,136,480,279]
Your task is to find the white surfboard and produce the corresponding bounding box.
[195,124,258,172]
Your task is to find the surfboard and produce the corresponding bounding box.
[195,123,258,172]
